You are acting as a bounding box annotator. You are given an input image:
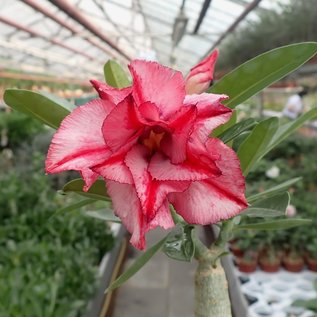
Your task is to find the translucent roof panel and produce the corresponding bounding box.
[0,0,291,82]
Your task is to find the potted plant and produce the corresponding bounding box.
[283,250,305,272]
[306,237,317,272]
[237,249,258,273]
[258,233,282,273]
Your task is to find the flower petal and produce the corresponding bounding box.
[102,96,144,152]
[160,105,197,164]
[149,152,220,181]
[129,60,185,119]
[169,138,247,224]
[185,49,218,95]
[147,199,175,231]
[46,99,113,183]
[184,93,232,144]
[90,79,131,104]
[106,180,146,249]
[125,145,190,220]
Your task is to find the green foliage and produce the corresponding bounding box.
[218,0,317,69]
[0,111,44,148]
[4,89,71,129]
[0,154,114,316]
[103,60,131,88]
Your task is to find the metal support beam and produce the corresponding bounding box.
[0,15,98,62]
[204,0,262,55]
[20,0,123,61]
[193,0,212,34]
[48,0,132,61]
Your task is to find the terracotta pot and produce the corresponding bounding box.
[282,257,304,272]
[259,258,281,273]
[237,260,257,273]
[229,244,244,257]
[306,256,317,272]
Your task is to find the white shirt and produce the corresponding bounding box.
[282,94,303,119]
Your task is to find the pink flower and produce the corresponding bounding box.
[46,59,247,250]
[185,49,219,95]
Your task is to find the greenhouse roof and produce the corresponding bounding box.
[0,0,289,83]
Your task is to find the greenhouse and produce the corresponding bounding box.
[0,0,317,317]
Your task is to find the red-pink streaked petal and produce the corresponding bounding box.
[185,50,218,95]
[160,105,197,164]
[46,99,113,175]
[125,145,190,220]
[149,152,220,181]
[147,199,175,231]
[129,60,185,119]
[90,79,132,104]
[80,169,99,191]
[169,138,247,224]
[102,96,144,152]
[92,152,133,184]
[106,180,146,249]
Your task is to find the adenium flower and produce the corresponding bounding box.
[185,49,218,95]
[46,56,247,250]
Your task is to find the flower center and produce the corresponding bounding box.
[142,130,165,152]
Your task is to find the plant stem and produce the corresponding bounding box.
[193,224,233,317]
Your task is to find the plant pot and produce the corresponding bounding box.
[259,257,281,273]
[229,243,244,257]
[237,260,257,273]
[282,257,304,272]
[305,256,317,272]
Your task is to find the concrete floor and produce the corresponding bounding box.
[112,228,197,317]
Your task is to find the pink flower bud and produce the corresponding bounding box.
[185,49,219,95]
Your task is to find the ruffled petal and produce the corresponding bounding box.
[185,49,218,95]
[184,93,232,144]
[160,105,197,164]
[102,96,144,152]
[90,79,132,104]
[46,99,113,182]
[169,138,247,224]
[106,180,146,249]
[129,60,185,119]
[147,199,175,231]
[125,145,190,220]
[148,152,220,181]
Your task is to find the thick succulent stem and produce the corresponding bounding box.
[193,221,234,317]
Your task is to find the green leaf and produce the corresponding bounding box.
[243,192,290,218]
[237,117,279,175]
[62,179,110,201]
[232,131,251,152]
[163,224,195,262]
[235,218,311,231]
[85,208,121,223]
[267,107,317,153]
[50,198,96,219]
[210,42,317,108]
[38,91,75,112]
[4,89,70,129]
[218,118,258,144]
[247,177,302,203]
[106,236,168,293]
[104,60,130,88]
[292,299,317,311]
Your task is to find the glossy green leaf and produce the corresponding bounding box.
[50,198,96,219]
[243,192,290,218]
[267,107,317,153]
[210,42,317,108]
[106,236,168,293]
[218,118,258,144]
[38,91,75,112]
[62,179,110,201]
[3,89,70,129]
[85,208,121,223]
[247,177,302,203]
[235,218,311,231]
[163,224,195,262]
[104,60,130,88]
[232,131,251,152]
[238,117,279,175]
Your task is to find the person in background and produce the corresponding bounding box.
[282,88,308,119]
